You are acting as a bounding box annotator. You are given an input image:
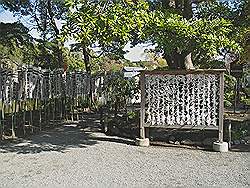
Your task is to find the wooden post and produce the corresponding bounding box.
[71,97,74,121]
[52,98,55,124]
[0,103,2,140]
[63,97,66,120]
[1,103,4,139]
[228,120,232,149]
[23,101,26,136]
[39,100,42,131]
[65,97,68,121]
[14,100,18,136]
[11,101,16,138]
[47,101,50,125]
[60,97,63,120]
[30,100,33,133]
[140,72,146,139]
[219,72,224,143]
[44,101,47,126]
[76,97,79,121]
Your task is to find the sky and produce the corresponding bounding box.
[0,9,153,62]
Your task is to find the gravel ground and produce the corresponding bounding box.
[0,115,249,187]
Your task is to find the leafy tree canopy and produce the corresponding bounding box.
[196,0,249,64]
[0,22,37,69]
[0,0,249,71]
[0,0,31,15]
[147,12,242,67]
[62,0,150,57]
[140,0,248,69]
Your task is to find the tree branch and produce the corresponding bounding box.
[47,0,60,35]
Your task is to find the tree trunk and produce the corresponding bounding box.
[82,47,92,106]
[184,52,195,69]
[161,0,194,70]
[164,50,194,70]
[47,0,64,68]
[164,49,185,69]
[82,47,91,74]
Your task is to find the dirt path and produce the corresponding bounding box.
[0,113,249,187]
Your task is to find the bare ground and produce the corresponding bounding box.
[0,114,249,187]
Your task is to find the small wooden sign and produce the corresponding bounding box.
[230,63,243,78]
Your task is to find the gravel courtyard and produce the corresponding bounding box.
[0,115,249,187]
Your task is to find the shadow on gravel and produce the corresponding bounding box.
[230,144,250,152]
[91,136,135,146]
[0,126,97,154]
[0,113,122,154]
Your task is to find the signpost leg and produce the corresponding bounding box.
[213,72,228,152]
[136,72,149,147]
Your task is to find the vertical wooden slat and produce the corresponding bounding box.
[52,98,55,123]
[140,71,146,139]
[76,98,79,121]
[71,97,74,121]
[30,100,33,133]
[14,100,18,136]
[0,103,2,140]
[219,72,224,143]
[228,120,232,149]
[60,97,63,120]
[39,100,42,131]
[1,103,4,139]
[23,101,26,136]
[11,100,17,138]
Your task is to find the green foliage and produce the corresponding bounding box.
[63,50,85,71]
[127,111,137,120]
[146,11,242,65]
[90,55,128,74]
[62,0,150,56]
[196,0,249,27]
[224,74,236,107]
[1,0,68,37]
[138,0,249,69]
[104,73,139,111]
[1,0,248,72]
[0,0,31,15]
[0,22,37,68]
[0,21,84,70]
[0,0,71,69]
[232,126,248,141]
[196,0,249,63]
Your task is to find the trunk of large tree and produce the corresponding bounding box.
[164,49,194,70]
[82,47,91,74]
[55,44,64,68]
[184,52,195,69]
[161,0,194,70]
[82,47,92,105]
[47,0,64,68]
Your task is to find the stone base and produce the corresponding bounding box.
[135,138,150,147]
[213,142,229,152]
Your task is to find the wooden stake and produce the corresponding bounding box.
[228,120,232,149]
[219,72,224,143]
[11,100,17,138]
[71,97,74,121]
[76,97,79,121]
[140,72,146,139]
[0,103,4,140]
[30,100,33,133]
[39,100,42,131]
